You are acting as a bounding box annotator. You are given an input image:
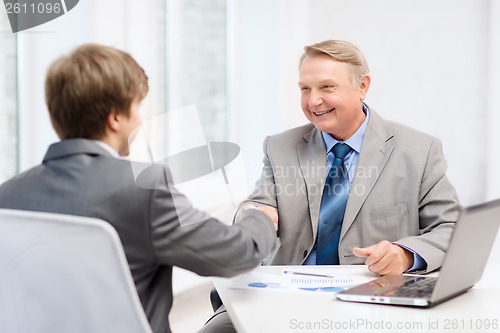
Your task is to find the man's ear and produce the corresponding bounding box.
[106,108,120,133]
[359,74,371,101]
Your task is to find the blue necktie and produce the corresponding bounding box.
[316,143,352,265]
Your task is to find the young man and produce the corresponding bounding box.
[0,44,277,333]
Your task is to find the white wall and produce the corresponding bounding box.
[228,0,287,183]
[486,0,500,202]
[230,0,499,207]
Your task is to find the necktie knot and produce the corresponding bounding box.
[332,143,352,160]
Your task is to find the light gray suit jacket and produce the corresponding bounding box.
[0,139,276,333]
[236,109,460,272]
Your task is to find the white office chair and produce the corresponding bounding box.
[0,209,152,333]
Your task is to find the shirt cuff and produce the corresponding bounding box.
[396,244,427,272]
[244,206,261,212]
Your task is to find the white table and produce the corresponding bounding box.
[213,264,500,333]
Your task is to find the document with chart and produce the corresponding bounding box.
[228,266,376,293]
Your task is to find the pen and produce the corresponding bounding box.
[284,271,334,278]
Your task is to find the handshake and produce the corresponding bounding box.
[243,204,278,231]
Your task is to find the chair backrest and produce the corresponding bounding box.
[0,209,152,333]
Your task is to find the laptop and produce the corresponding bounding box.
[336,198,500,307]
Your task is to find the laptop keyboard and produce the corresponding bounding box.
[391,277,437,298]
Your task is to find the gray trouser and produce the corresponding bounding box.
[198,305,236,333]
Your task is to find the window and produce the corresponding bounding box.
[165,0,227,142]
[0,13,18,182]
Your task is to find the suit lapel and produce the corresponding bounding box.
[340,110,394,241]
[297,128,326,239]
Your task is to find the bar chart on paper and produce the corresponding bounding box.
[282,270,356,289]
[281,269,367,292]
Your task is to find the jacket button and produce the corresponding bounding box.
[303,250,308,258]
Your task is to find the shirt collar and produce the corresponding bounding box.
[321,103,370,154]
[93,140,120,158]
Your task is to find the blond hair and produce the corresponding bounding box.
[299,40,369,87]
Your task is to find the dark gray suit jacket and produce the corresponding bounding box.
[236,109,460,272]
[0,139,276,333]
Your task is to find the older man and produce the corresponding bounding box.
[203,39,460,332]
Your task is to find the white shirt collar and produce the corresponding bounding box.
[93,140,120,158]
[321,103,370,154]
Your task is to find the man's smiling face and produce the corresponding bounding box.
[298,54,370,141]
